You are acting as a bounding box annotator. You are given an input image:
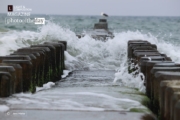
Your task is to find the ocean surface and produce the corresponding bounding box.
[0,13,180,114]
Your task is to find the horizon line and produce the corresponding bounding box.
[0,12,180,17]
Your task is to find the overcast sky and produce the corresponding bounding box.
[0,0,180,16]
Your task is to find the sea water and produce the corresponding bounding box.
[0,13,180,113]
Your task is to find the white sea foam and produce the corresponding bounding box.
[61,70,71,78]
[71,92,140,105]
[1,88,146,112]
[36,82,55,92]
[0,105,9,112]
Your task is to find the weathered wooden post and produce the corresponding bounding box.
[0,63,23,93]
[2,60,33,93]
[0,66,16,94]
[0,72,11,97]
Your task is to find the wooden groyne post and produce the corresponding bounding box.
[0,41,67,95]
[128,40,180,120]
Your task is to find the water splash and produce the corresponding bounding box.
[0,21,180,92]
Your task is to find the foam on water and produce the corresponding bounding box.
[0,105,9,113]
[61,70,71,78]
[0,87,148,112]
[36,82,55,92]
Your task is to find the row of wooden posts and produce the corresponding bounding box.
[0,40,67,97]
[128,40,180,120]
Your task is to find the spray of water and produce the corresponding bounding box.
[0,21,180,92]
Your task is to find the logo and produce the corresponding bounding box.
[7,5,31,16]
[8,5,13,12]
[34,18,45,24]
[5,5,45,25]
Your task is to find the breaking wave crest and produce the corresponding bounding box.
[1,21,180,92]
